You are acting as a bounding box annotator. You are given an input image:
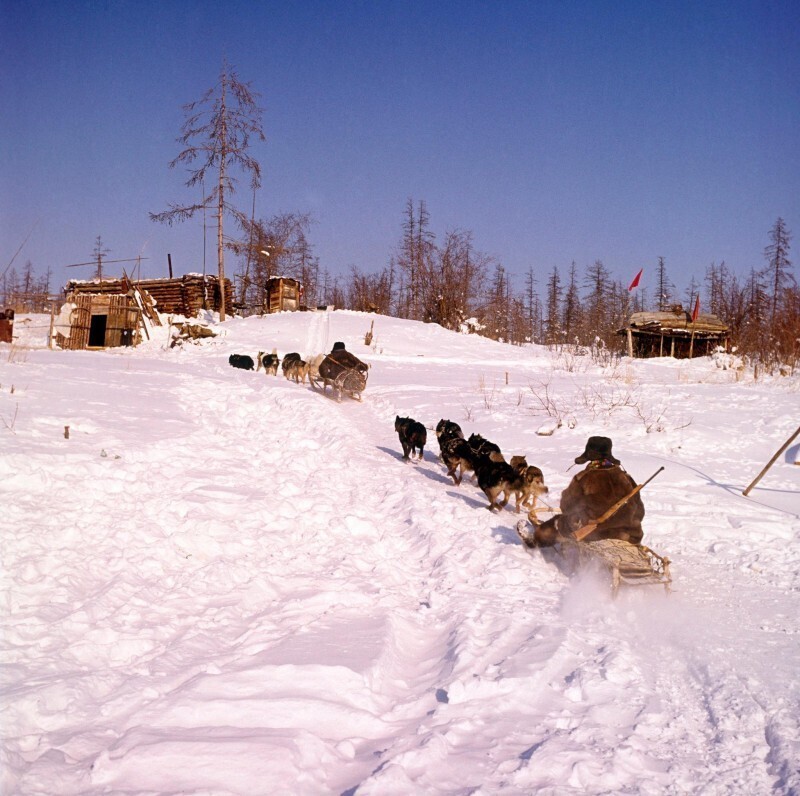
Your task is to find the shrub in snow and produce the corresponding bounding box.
[712,348,745,372]
[459,317,484,334]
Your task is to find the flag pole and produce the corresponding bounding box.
[626,268,643,358]
[689,294,699,358]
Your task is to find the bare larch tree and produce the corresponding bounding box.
[763,217,793,331]
[151,62,265,321]
[655,256,673,311]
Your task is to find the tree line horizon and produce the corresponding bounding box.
[3,64,797,367]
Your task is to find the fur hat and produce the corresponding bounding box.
[575,436,620,465]
[332,341,346,351]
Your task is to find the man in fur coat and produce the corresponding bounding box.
[524,436,644,548]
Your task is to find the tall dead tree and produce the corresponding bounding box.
[562,260,582,343]
[583,259,611,343]
[763,217,793,332]
[545,265,562,345]
[523,267,537,342]
[397,199,435,320]
[151,62,265,321]
[654,256,674,311]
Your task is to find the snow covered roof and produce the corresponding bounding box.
[621,310,728,336]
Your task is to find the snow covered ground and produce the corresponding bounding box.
[2,310,799,795]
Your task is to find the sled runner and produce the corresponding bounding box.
[312,349,369,402]
[559,536,672,597]
[515,519,672,598]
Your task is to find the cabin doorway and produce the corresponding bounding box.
[88,314,107,347]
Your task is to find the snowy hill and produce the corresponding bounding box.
[2,310,799,795]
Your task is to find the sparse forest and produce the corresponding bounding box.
[4,213,796,369]
[0,260,53,313]
[237,200,795,369]
[298,207,797,370]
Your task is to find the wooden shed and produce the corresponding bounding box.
[54,291,143,350]
[265,276,303,313]
[618,307,729,358]
[64,274,234,318]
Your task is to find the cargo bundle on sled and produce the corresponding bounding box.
[311,344,369,402]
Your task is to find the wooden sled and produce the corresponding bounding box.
[515,519,671,597]
[559,537,672,597]
[311,349,368,402]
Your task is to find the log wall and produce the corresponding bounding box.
[65,275,234,317]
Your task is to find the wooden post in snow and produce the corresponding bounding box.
[48,300,56,350]
[626,328,633,358]
[742,425,800,496]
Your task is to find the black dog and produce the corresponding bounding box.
[468,433,502,459]
[474,455,523,511]
[435,419,464,453]
[442,433,505,485]
[395,416,427,461]
[229,354,255,370]
[440,436,477,485]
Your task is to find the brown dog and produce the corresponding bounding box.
[514,465,549,513]
[285,358,309,384]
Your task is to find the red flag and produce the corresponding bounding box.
[691,294,700,322]
[628,268,643,291]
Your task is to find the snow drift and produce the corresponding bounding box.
[2,310,798,795]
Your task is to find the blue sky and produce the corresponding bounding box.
[2,0,798,299]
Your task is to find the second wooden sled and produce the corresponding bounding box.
[311,349,369,402]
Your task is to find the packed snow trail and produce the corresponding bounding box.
[2,311,799,795]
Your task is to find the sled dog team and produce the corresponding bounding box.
[229,347,646,547]
[395,417,648,549]
[228,349,325,385]
[395,416,549,514]
[229,342,368,391]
